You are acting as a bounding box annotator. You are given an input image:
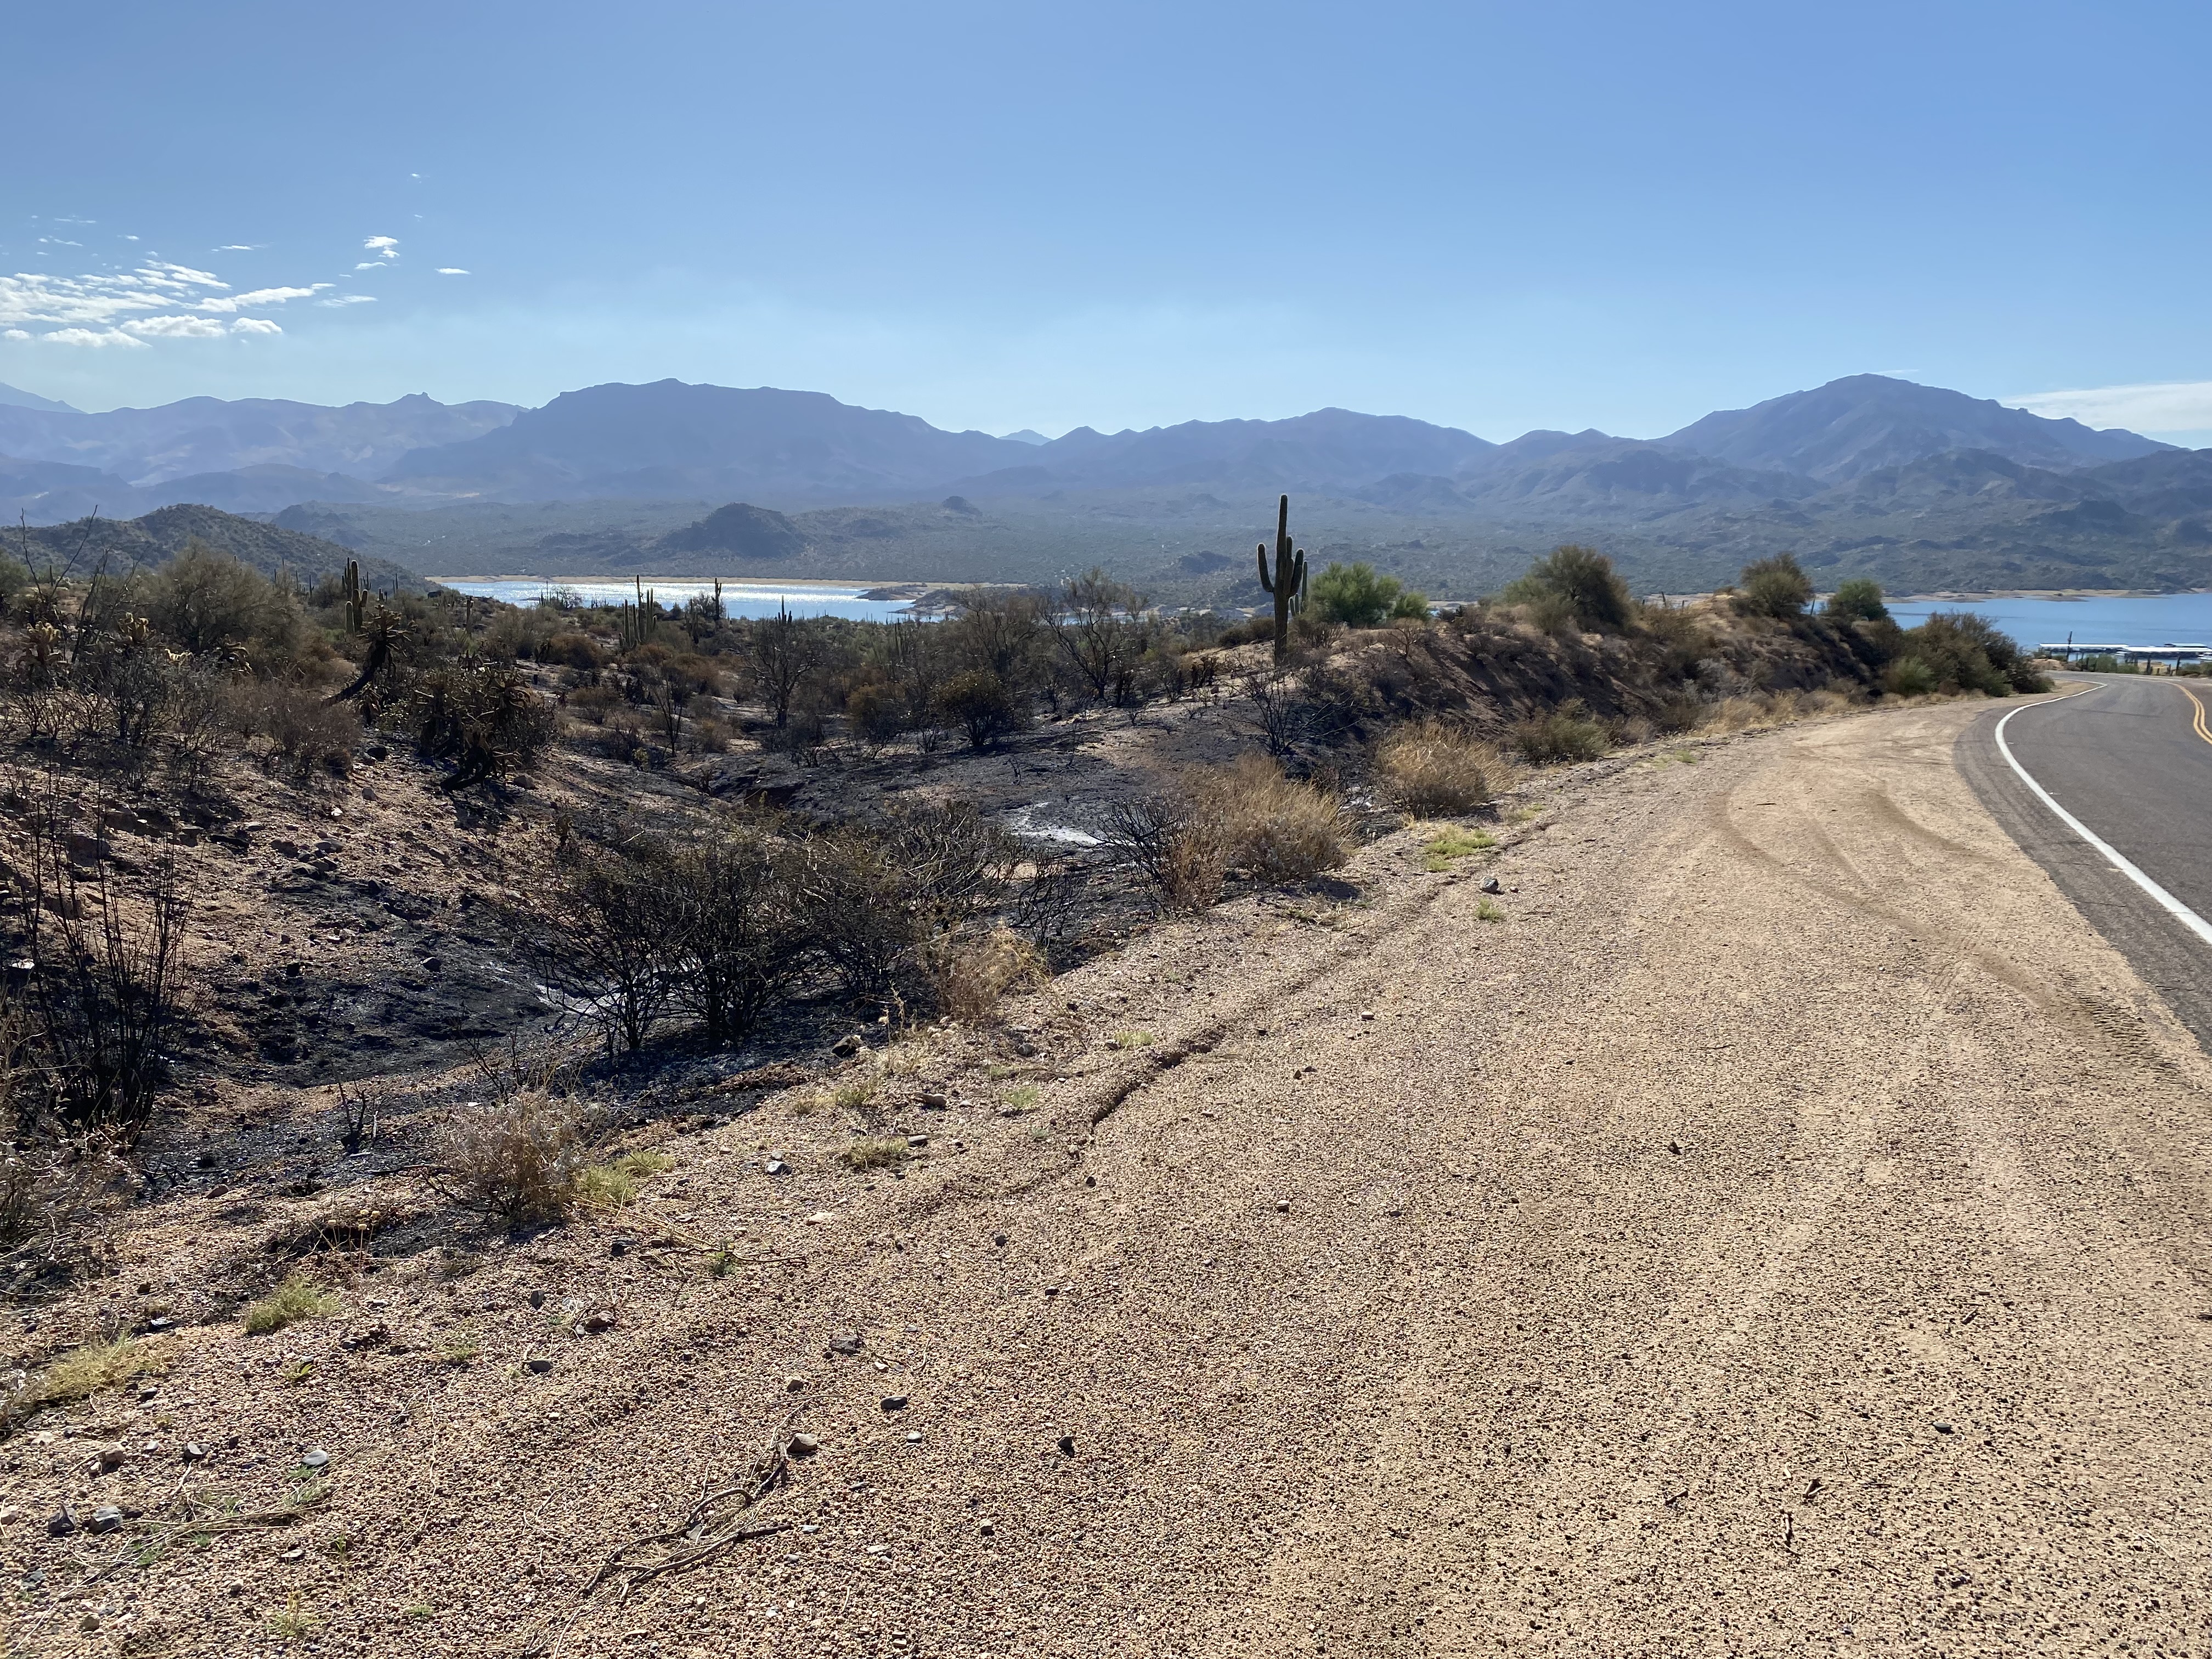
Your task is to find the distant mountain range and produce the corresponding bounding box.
[0,372,2202,595]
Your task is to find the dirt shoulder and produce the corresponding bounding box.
[11,696,2212,1656]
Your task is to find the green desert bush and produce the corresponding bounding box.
[1826,577,1889,622]
[1310,562,1429,628]
[1498,545,1634,633]
[1734,554,1815,619]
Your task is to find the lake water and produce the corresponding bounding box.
[1886,592,2212,650]
[433,577,917,622]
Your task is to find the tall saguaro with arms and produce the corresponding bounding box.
[1257,493,1307,665]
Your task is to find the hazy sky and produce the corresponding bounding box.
[7,0,2208,442]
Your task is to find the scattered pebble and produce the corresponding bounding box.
[905,1431,922,1443]
[526,1358,555,1375]
[978,1520,995,1537]
[919,1092,948,1111]
[765,1159,791,1177]
[1934,1421,1954,1434]
[1057,1434,1076,1457]
[788,1434,821,1458]
[300,1449,330,1470]
[180,1443,207,1463]
[830,1331,865,1357]
[1274,1199,1291,1214]
[906,1135,929,1149]
[90,1506,124,1534]
[881,1395,908,1412]
[786,1375,806,1393]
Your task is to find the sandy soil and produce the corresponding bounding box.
[9,695,2212,1656]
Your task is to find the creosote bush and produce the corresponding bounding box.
[439,1091,590,1222]
[1375,721,1506,814]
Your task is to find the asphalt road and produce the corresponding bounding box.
[1959,673,2212,1049]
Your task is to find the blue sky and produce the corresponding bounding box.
[6,0,2208,443]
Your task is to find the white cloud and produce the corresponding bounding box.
[42,327,149,349]
[2008,380,2212,436]
[198,284,325,313]
[363,235,399,255]
[0,250,348,350]
[355,261,388,269]
[124,314,228,338]
[436,268,470,276]
[317,294,377,307]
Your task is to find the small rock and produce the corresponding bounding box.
[526,1358,555,1375]
[805,1211,834,1226]
[905,1431,922,1443]
[90,1506,125,1534]
[580,1312,615,1334]
[281,1547,304,1562]
[300,1449,330,1470]
[979,1519,995,1537]
[1056,1434,1076,1457]
[47,1507,76,1538]
[97,1446,126,1471]
[181,1443,207,1463]
[764,1159,791,1177]
[992,1233,1008,1248]
[787,1432,821,1458]
[1480,876,1503,894]
[829,1331,865,1357]
[1934,1421,1954,1434]
[610,1239,628,1257]
[143,1316,172,1333]
[881,1395,908,1412]
[906,1135,929,1149]
[831,1034,864,1057]
[1274,1199,1291,1214]
[529,1290,545,1310]
[1669,1141,1683,1155]
[786,1375,806,1393]
[1085,1175,1096,1187]
[1044,1285,1060,1297]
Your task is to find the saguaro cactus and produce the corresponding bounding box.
[1256,494,1307,665]
[340,559,367,635]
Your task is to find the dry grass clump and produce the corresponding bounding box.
[928,926,1048,1021]
[439,1091,591,1222]
[1511,701,1610,765]
[1197,754,1350,883]
[837,1136,911,1172]
[1376,722,1509,813]
[243,1273,340,1335]
[12,1335,162,1418]
[577,1149,677,1210]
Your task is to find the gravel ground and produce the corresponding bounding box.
[10,695,2211,1656]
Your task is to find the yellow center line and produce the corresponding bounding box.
[2183,682,2212,747]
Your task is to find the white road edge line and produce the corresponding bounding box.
[1994,686,2212,949]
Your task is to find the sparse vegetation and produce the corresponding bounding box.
[837,1136,911,1171]
[1421,827,1495,870]
[243,1274,341,1335]
[438,1092,590,1222]
[577,1149,677,1209]
[1197,754,1350,883]
[17,1336,154,1413]
[1476,898,1506,922]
